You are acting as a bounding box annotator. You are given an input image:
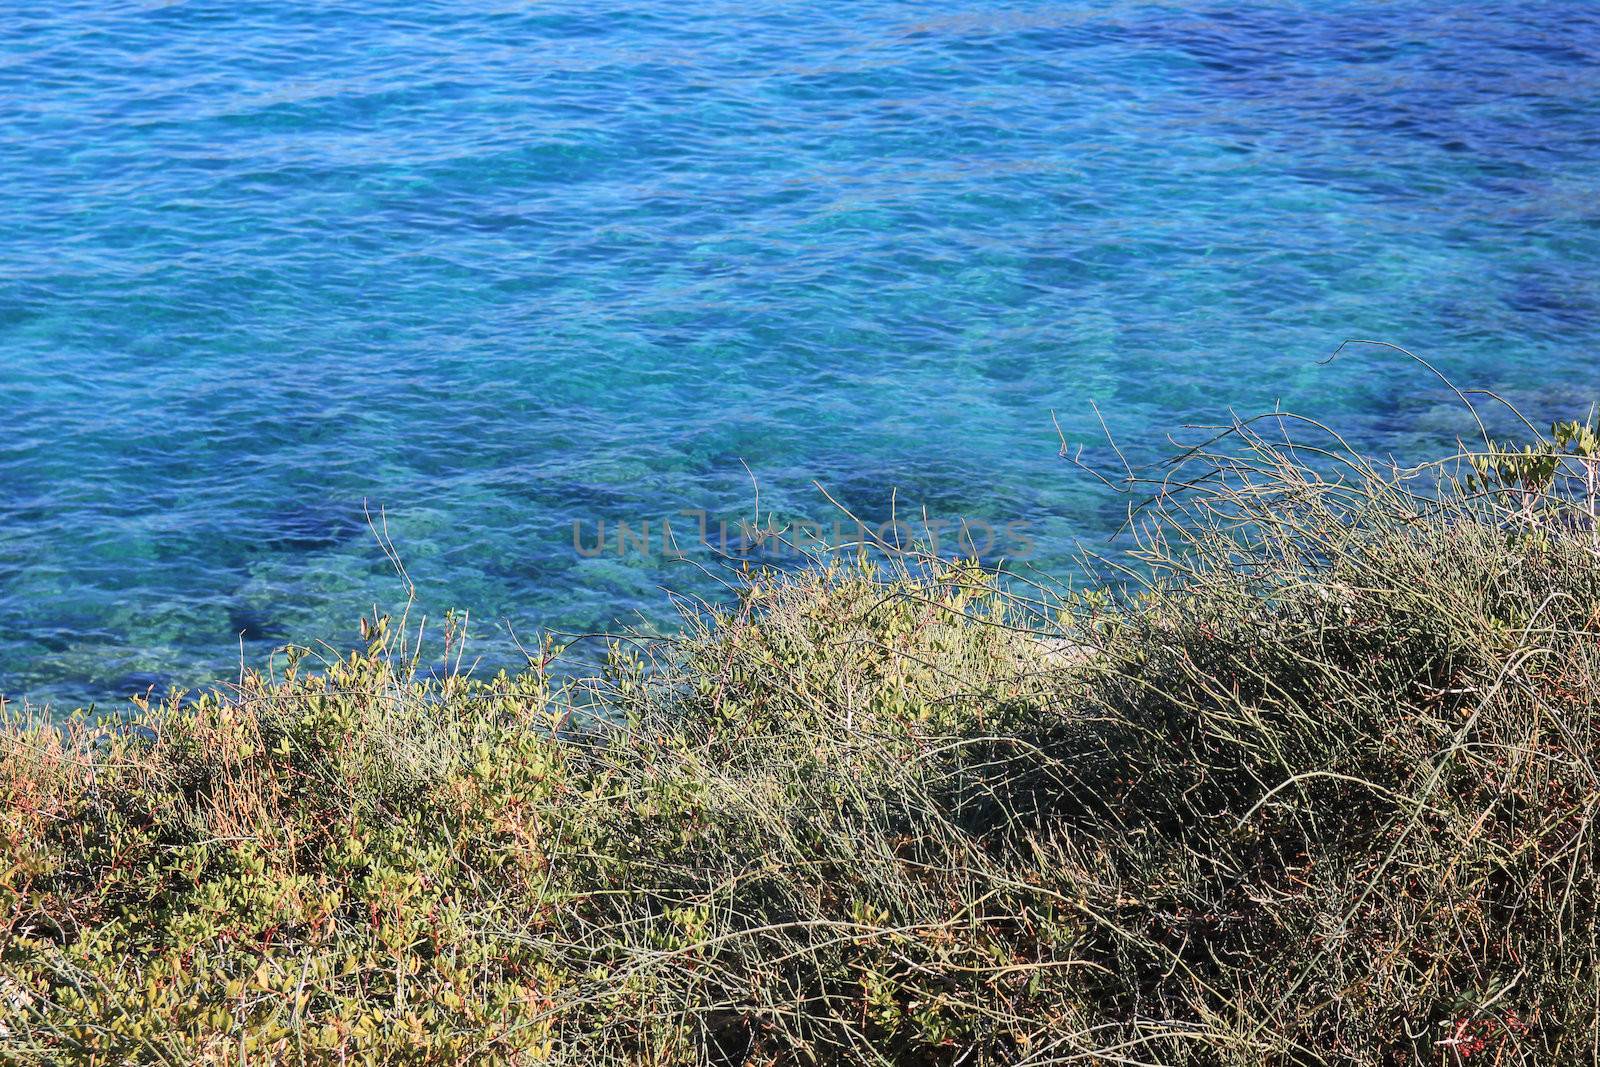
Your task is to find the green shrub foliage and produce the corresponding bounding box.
[4,417,1598,1064]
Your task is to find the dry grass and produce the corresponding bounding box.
[3,410,1598,1064]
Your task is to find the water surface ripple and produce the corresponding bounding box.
[3,1,1599,704]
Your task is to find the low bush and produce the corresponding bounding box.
[3,414,1598,1064]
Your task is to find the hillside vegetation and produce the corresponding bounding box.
[4,413,1599,1065]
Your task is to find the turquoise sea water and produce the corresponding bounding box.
[3,2,1599,706]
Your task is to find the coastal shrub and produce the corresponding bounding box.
[3,414,1598,1064]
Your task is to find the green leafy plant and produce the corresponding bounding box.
[1469,408,1600,525]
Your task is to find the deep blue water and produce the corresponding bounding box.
[3,1,1599,707]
